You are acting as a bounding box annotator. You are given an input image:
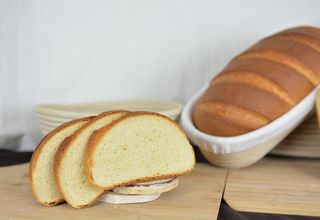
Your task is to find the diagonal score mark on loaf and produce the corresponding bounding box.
[235,50,320,86]
[193,26,320,137]
[198,82,292,121]
[281,26,320,39]
[270,33,320,54]
[236,33,320,86]
[210,70,295,106]
[219,57,314,103]
[268,26,320,52]
[194,101,270,130]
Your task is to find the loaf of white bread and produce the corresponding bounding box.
[193,26,320,136]
[29,111,195,208]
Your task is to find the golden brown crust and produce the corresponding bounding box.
[75,191,106,209]
[199,83,292,120]
[54,110,128,209]
[221,57,314,102]
[85,124,109,185]
[246,37,320,84]
[271,32,320,53]
[211,70,295,105]
[53,135,73,206]
[86,111,196,190]
[100,171,192,191]
[280,26,320,41]
[235,49,319,85]
[194,26,320,136]
[54,134,106,209]
[29,116,94,206]
[43,198,65,206]
[194,108,255,136]
[193,101,270,136]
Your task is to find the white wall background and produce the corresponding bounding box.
[1,0,320,150]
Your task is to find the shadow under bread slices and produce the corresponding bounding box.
[54,110,129,209]
[85,112,196,191]
[29,116,94,206]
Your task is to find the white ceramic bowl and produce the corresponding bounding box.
[34,99,182,135]
[180,84,319,168]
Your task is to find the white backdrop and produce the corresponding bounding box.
[1,0,320,151]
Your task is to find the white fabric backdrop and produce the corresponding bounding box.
[1,0,320,151]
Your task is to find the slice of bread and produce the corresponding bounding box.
[99,191,161,204]
[29,116,93,206]
[135,178,174,186]
[86,112,195,190]
[54,110,128,209]
[113,178,179,195]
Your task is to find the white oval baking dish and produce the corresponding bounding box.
[180,84,319,168]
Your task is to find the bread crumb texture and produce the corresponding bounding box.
[90,113,195,188]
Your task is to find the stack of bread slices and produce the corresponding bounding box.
[29,111,195,209]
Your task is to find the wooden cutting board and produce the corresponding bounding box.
[271,113,320,158]
[0,163,227,220]
[224,156,320,216]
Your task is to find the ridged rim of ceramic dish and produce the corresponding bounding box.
[181,84,319,154]
[35,99,182,134]
[35,111,90,120]
[34,113,73,124]
[35,110,179,121]
[37,119,66,128]
[35,108,179,125]
[34,99,182,119]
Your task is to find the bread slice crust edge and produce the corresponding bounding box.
[29,116,94,206]
[54,110,128,209]
[85,111,196,190]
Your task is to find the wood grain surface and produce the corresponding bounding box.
[271,113,320,158]
[0,163,227,220]
[224,157,320,216]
